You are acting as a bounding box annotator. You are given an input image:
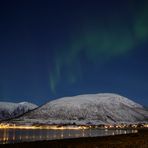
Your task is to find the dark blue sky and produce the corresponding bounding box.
[0,0,148,105]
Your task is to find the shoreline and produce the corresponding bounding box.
[0,129,147,148]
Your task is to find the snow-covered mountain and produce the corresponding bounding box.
[12,93,148,125]
[0,102,38,121]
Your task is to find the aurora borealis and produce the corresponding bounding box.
[0,0,148,105]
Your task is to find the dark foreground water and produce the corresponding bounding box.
[0,128,137,144]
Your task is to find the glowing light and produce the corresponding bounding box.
[0,123,147,131]
[0,123,89,130]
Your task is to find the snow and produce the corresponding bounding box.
[0,102,38,121]
[10,93,148,125]
[43,93,143,108]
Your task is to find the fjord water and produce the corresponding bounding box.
[0,128,137,144]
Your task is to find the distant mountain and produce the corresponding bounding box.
[0,102,38,121]
[12,93,148,125]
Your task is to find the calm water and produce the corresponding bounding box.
[0,128,137,144]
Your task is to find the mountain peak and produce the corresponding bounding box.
[0,101,38,121]
[13,93,147,125]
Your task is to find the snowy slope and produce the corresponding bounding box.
[13,93,148,125]
[0,102,38,121]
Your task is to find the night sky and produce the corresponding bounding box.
[0,0,148,105]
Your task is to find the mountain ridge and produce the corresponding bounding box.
[0,101,38,121]
[9,93,148,125]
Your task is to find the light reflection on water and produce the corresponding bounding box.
[0,128,138,144]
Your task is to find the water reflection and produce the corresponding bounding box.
[0,128,138,144]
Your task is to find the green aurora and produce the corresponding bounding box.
[49,0,148,93]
